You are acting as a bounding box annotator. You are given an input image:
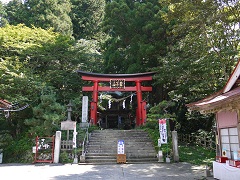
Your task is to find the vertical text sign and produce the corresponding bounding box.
[159,119,167,144]
[73,122,77,148]
[82,96,88,123]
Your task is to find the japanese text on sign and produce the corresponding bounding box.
[159,119,167,144]
[110,79,125,89]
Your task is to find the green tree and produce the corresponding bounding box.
[4,0,32,26]
[0,2,8,27]
[155,0,240,102]
[150,0,240,133]
[70,0,105,40]
[0,24,86,104]
[5,0,73,36]
[103,0,168,74]
[24,89,65,137]
[0,57,42,138]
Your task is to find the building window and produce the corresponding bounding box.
[220,127,239,159]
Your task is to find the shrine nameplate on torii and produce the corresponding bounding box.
[77,71,155,126]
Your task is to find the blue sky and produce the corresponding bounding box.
[1,0,11,4]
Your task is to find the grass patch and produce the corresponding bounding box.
[139,121,215,167]
[179,143,215,167]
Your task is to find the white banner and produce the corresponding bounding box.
[159,119,167,144]
[73,122,77,148]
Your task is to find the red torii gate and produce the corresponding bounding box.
[77,71,155,126]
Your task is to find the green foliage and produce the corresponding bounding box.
[0,24,86,105]
[3,136,34,163]
[6,0,73,36]
[70,0,105,40]
[140,120,172,158]
[103,0,168,74]
[59,151,73,164]
[142,121,215,166]
[0,2,8,27]
[148,100,176,120]
[24,89,64,137]
[88,125,100,133]
[154,0,239,103]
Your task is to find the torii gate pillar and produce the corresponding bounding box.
[90,80,98,125]
[136,80,142,126]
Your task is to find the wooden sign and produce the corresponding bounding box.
[110,79,125,89]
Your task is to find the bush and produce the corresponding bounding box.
[4,136,34,163]
[59,151,73,164]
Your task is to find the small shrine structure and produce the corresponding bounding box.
[187,60,240,179]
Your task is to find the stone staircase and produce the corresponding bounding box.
[85,129,158,164]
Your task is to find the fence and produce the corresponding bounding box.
[61,140,74,150]
[178,133,216,150]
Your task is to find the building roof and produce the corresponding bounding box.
[187,60,240,114]
[0,99,12,109]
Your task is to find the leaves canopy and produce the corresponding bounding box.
[103,0,169,74]
[70,0,105,40]
[5,0,73,36]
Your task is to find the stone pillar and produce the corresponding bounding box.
[54,131,61,163]
[172,131,179,162]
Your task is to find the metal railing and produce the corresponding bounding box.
[81,123,90,156]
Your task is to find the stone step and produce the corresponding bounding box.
[90,139,150,141]
[85,157,158,164]
[86,150,156,155]
[86,155,116,160]
[87,142,154,146]
[84,129,158,164]
[86,152,157,158]
[86,148,156,152]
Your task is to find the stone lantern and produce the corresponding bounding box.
[61,101,75,140]
[66,102,73,121]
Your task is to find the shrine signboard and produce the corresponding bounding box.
[110,79,125,89]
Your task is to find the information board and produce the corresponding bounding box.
[117,140,125,154]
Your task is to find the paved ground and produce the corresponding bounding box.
[0,162,214,180]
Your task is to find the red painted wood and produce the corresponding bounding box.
[136,80,142,126]
[82,86,152,92]
[142,101,147,125]
[91,81,98,125]
[78,72,154,126]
